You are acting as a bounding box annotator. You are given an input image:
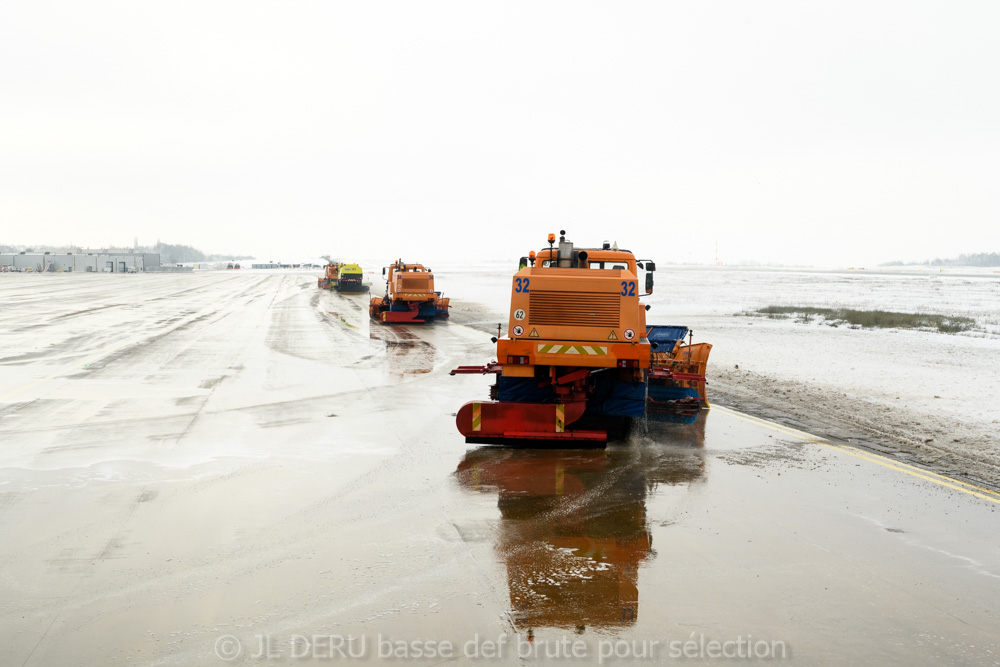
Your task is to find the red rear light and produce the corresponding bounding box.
[507,355,530,365]
[617,359,639,368]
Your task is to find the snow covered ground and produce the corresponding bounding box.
[441,263,1000,489]
[664,266,1000,489]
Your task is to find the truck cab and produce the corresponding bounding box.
[386,263,437,301]
[499,234,655,379]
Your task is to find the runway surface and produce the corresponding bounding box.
[1,272,998,666]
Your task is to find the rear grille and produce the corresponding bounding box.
[529,291,619,327]
[401,277,429,291]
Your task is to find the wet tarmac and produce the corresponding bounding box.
[1,272,999,666]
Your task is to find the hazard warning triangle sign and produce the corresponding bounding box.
[608,331,618,340]
[529,328,539,338]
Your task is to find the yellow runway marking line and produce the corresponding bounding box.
[720,406,1000,495]
[713,405,1000,505]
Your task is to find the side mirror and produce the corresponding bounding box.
[645,261,655,272]
[382,267,386,276]
[645,272,654,294]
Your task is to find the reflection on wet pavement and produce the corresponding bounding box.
[367,326,436,375]
[455,416,708,633]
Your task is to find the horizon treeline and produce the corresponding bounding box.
[882,252,1000,267]
[0,242,253,265]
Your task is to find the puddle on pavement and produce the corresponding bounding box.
[368,327,436,375]
[716,439,828,472]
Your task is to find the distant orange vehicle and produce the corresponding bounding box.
[317,256,340,289]
[369,260,450,323]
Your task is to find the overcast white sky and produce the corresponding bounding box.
[1,1,998,266]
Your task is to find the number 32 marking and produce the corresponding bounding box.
[620,281,635,297]
[515,277,530,293]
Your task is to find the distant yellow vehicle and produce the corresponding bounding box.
[335,263,367,292]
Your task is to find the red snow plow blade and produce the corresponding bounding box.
[456,400,606,446]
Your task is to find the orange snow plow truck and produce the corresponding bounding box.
[451,231,710,446]
[369,260,450,323]
[318,256,340,289]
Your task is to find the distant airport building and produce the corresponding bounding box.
[0,252,161,273]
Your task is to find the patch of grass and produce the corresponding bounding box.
[750,306,976,334]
